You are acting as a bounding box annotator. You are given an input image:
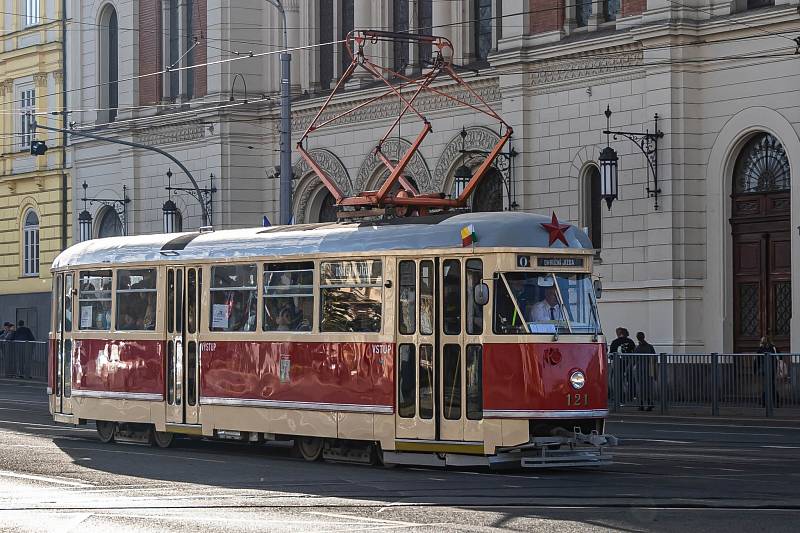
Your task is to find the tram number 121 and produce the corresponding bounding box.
[566,393,589,407]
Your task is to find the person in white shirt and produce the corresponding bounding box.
[529,286,560,322]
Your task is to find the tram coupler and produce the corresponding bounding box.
[493,428,618,469]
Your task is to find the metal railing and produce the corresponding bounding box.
[609,352,800,416]
[0,341,48,382]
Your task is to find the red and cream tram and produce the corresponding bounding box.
[48,211,616,468]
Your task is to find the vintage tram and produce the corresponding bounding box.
[48,211,616,468]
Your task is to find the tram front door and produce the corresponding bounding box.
[165,266,201,426]
[395,257,484,443]
[52,273,74,417]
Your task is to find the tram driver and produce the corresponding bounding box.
[530,286,560,322]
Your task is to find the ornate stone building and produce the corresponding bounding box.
[67,0,800,352]
[0,1,69,337]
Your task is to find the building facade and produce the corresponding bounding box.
[0,0,69,338]
[68,0,800,352]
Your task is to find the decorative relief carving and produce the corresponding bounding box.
[133,122,205,145]
[432,126,501,190]
[0,81,12,96]
[51,71,63,83]
[528,45,643,88]
[33,73,49,86]
[293,78,501,132]
[354,138,432,193]
[292,148,351,223]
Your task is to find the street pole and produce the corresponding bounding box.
[265,0,292,225]
[34,122,210,227]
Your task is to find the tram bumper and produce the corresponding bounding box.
[492,429,618,469]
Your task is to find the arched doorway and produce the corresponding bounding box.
[731,132,791,352]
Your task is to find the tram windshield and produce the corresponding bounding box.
[494,272,601,335]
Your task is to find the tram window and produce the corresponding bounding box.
[263,262,314,332]
[442,260,461,335]
[209,264,257,332]
[78,270,112,330]
[167,270,175,334]
[320,260,383,333]
[187,341,197,406]
[64,273,73,332]
[54,274,63,333]
[116,269,157,331]
[419,260,434,336]
[466,344,483,420]
[167,341,175,405]
[443,344,462,420]
[493,272,602,335]
[188,269,197,334]
[465,259,483,335]
[398,344,416,418]
[398,261,415,335]
[63,339,72,398]
[175,269,184,333]
[419,344,434,419]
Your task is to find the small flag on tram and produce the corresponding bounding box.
[461,224,476,247]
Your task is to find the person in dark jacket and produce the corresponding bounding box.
[13,321,34,341]
[609,328,636,403]
[634,332,656,411]
[609,328,635,354]
[754,336,779,407]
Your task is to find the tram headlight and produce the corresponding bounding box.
[569,370,586,390]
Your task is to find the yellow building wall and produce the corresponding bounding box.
[0,2,69,332]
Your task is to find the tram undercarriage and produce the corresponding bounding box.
[69,415,617,470]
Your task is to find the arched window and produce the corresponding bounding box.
[583,166,603,250]
[734,133,790,194]
[23,209,40,277]
[97,208,123,238]
[472,168,503,212]
[474,0,492,62]
[99,5,119,122]
[393,0,409,72]
[317,191,338,223]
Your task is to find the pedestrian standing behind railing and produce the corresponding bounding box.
[754,336,780,408]
[6,321,34,379]
[0,322,11,340]
[609,328,636,402]
[634,332,656,411]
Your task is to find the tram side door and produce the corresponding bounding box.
[166,266,201,426]
[53,273,74,415]
[395,258,437,440]
[438,257,484,443]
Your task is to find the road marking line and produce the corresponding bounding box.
[306,511,419,526]
[611,420,800,430]
[656,429,784,437]
[0,470,93,487]
[59,445,227,463]
[61,512,93,533]
[760,445,800,449]
[623,438,692,444]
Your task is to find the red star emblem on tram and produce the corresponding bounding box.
[541,212,570,246]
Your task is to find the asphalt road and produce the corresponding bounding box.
[0,380,799,532]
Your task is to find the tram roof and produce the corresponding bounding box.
[52,211,592,269]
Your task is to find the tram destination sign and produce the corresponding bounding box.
[536,256,585,268]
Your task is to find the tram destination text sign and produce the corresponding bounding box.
[537,256,584,268]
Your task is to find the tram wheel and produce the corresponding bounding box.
[296,437,324,461]
[96,421,116,444]
[149,428,174,448]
